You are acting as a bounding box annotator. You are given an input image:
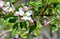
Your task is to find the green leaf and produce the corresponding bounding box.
[8,17,17,23]
[20,22,23,29]
[21,33,27,39]
[34,31,39,36]
[0,9,2,12]
[29,21,37,34]
[3,13,14,20]
[1,18,6,27]
[10,0,16,4]
[52,24,58,33]
[20,21,27,30]
[23,21,27,30]
[49,0,60,3]
[11,23,18,36]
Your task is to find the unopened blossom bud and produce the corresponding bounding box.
[23,6,29,11]
[42,19,48,26]
[2,11,6,15]
[14,11,20,16]
[29,19,34,23]
[0,0,4,8]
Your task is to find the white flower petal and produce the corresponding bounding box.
[26,10,33,16]
[14,11,20,16]
[26,12,31,16]
[2,7,8,12]
[22,16,28,20]
[22,16,31,21]
[12,5,15,10]
[18,8,24,16]
[19,8,23,12]
[6,2,10,7]
[27,16,31,20]
[19,11,24,16]
[0,1,4,7]
[9,7,13,12]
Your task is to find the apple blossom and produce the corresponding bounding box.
[2,7,14,13]
[2,4,15,13]
[3,1,15,13]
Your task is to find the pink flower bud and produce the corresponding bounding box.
[29,19,34,23]
[42,19,48,26]
[29,19,34,26]
[14,12,20,16]
[23,6,29,11]
[2,11,6,15]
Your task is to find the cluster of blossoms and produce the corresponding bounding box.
[0,0,15,15]
[0,0,34,23]
[14,6,34,23]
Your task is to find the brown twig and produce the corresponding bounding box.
[39,4,49,15]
